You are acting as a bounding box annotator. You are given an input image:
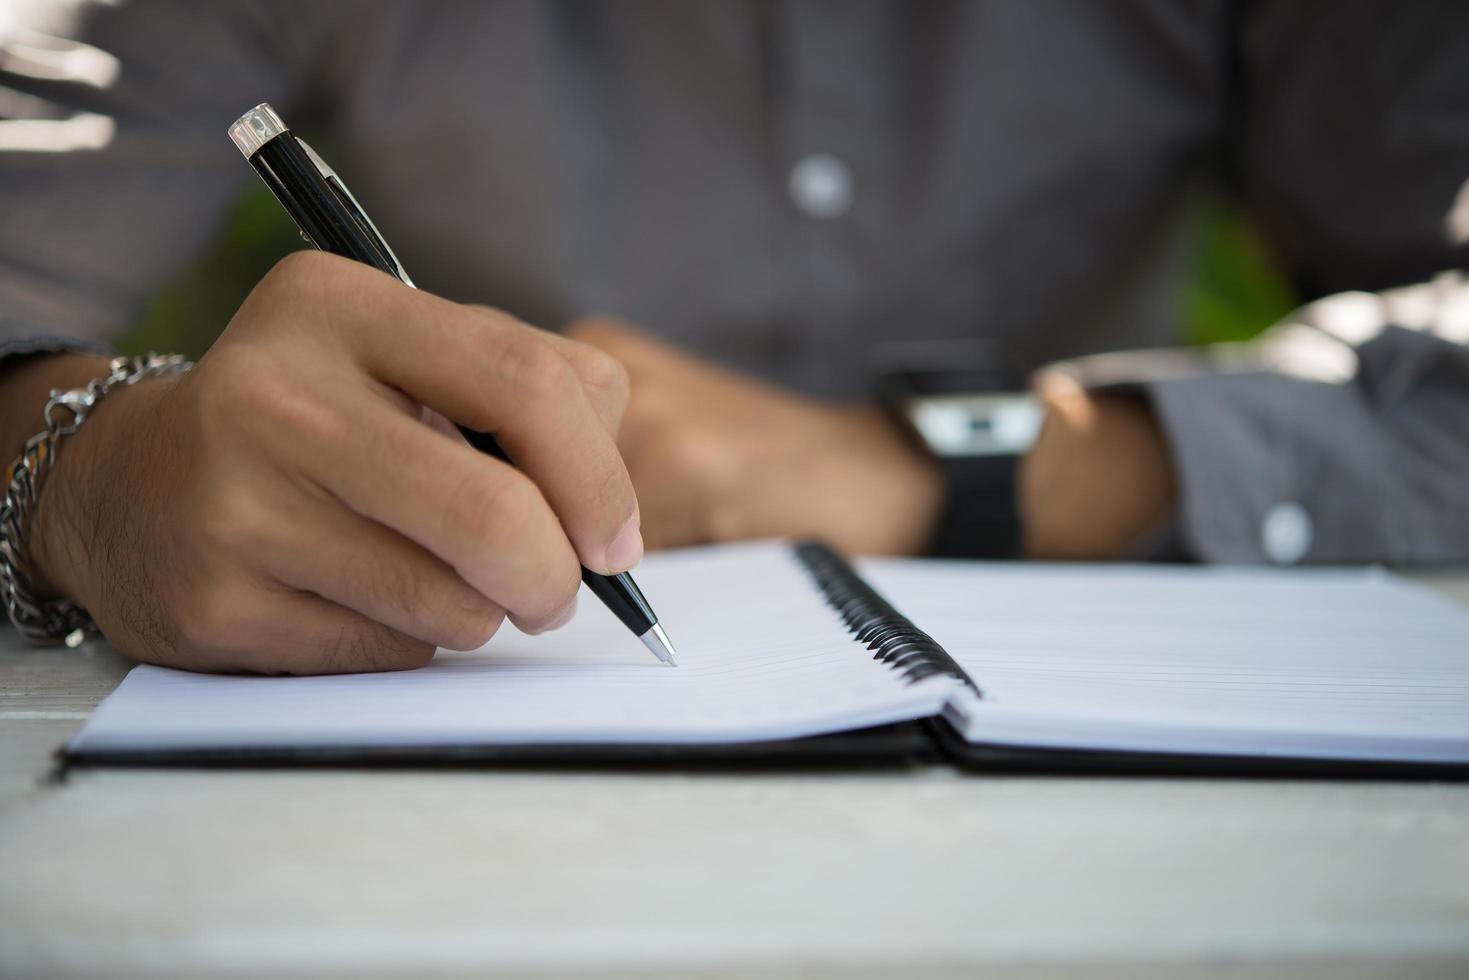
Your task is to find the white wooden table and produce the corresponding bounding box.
[3,573,1469,979]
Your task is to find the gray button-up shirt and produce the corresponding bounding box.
[3,0,1468,564]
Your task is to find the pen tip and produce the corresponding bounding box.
[640,623,678,666]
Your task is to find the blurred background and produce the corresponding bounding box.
[118,185,1298,361]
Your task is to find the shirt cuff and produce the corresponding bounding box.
[1143,373,1285,564]
[0,335,115,368]
[1141,369,1413,565]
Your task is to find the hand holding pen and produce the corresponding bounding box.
[229,103,676,665]
[10,114,673,676]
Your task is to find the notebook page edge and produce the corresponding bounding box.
[865,559,1469,765]
[66,541,953,756]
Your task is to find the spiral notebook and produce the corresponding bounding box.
[66,540,1469,776]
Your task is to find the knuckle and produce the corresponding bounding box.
[547,557,582,612]
[518,557,581,632]
[357,552,422,619]
[440,470,579,629]
[437,595,505,651]
[392,640,438,671]
[447,468,547,554]
[310,625,365,674]
[574,345,631,403]
[260,250,342,298]
[391,637,439,670]
[440,473,487,549]
[357,555,499,654]
[252,251,385,332]
[496,333,576,407]
[335,626,434,673]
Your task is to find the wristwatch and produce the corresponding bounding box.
[876,348,1042,559]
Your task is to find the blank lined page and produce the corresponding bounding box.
[862,560,1469,762]
[70,542,953,755]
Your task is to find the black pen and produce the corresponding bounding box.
[227,103,677,666]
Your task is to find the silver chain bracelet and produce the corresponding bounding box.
[0,353,194,647]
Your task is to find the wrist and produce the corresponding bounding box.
[32,370,183,604]
[1019,384,1176,560]
[3,355,186,609]
[1,354,122,603]
[837,406,943,556]
[0,353,116,464]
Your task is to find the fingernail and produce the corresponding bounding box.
[604,516,644,573]
[546,595,578,631]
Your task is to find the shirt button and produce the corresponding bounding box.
[788,154,854,220]
[1261,502,1313,565]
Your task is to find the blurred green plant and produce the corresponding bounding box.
[115,183,304,359]
[1184,197,1298,345]
[120,189,1299,358]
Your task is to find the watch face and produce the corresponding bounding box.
[873,342,1038,458]
[907,393,1042,457]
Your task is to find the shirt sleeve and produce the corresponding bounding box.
[1141,276,1469,565]
[1095,3,1469,566]
[0,0,337,362]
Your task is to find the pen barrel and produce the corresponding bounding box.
[581,569,657,635]
[247,133,400,277]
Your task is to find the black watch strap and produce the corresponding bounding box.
[927,454,1022,559]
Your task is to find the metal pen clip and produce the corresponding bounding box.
[296,138,416,288]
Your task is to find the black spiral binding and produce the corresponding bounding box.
[794,540,983,697]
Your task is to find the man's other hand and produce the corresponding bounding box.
[572,320,1174,561]
[568,318,943,556]
[22,252,642,674]
[1020,372,1176,559]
